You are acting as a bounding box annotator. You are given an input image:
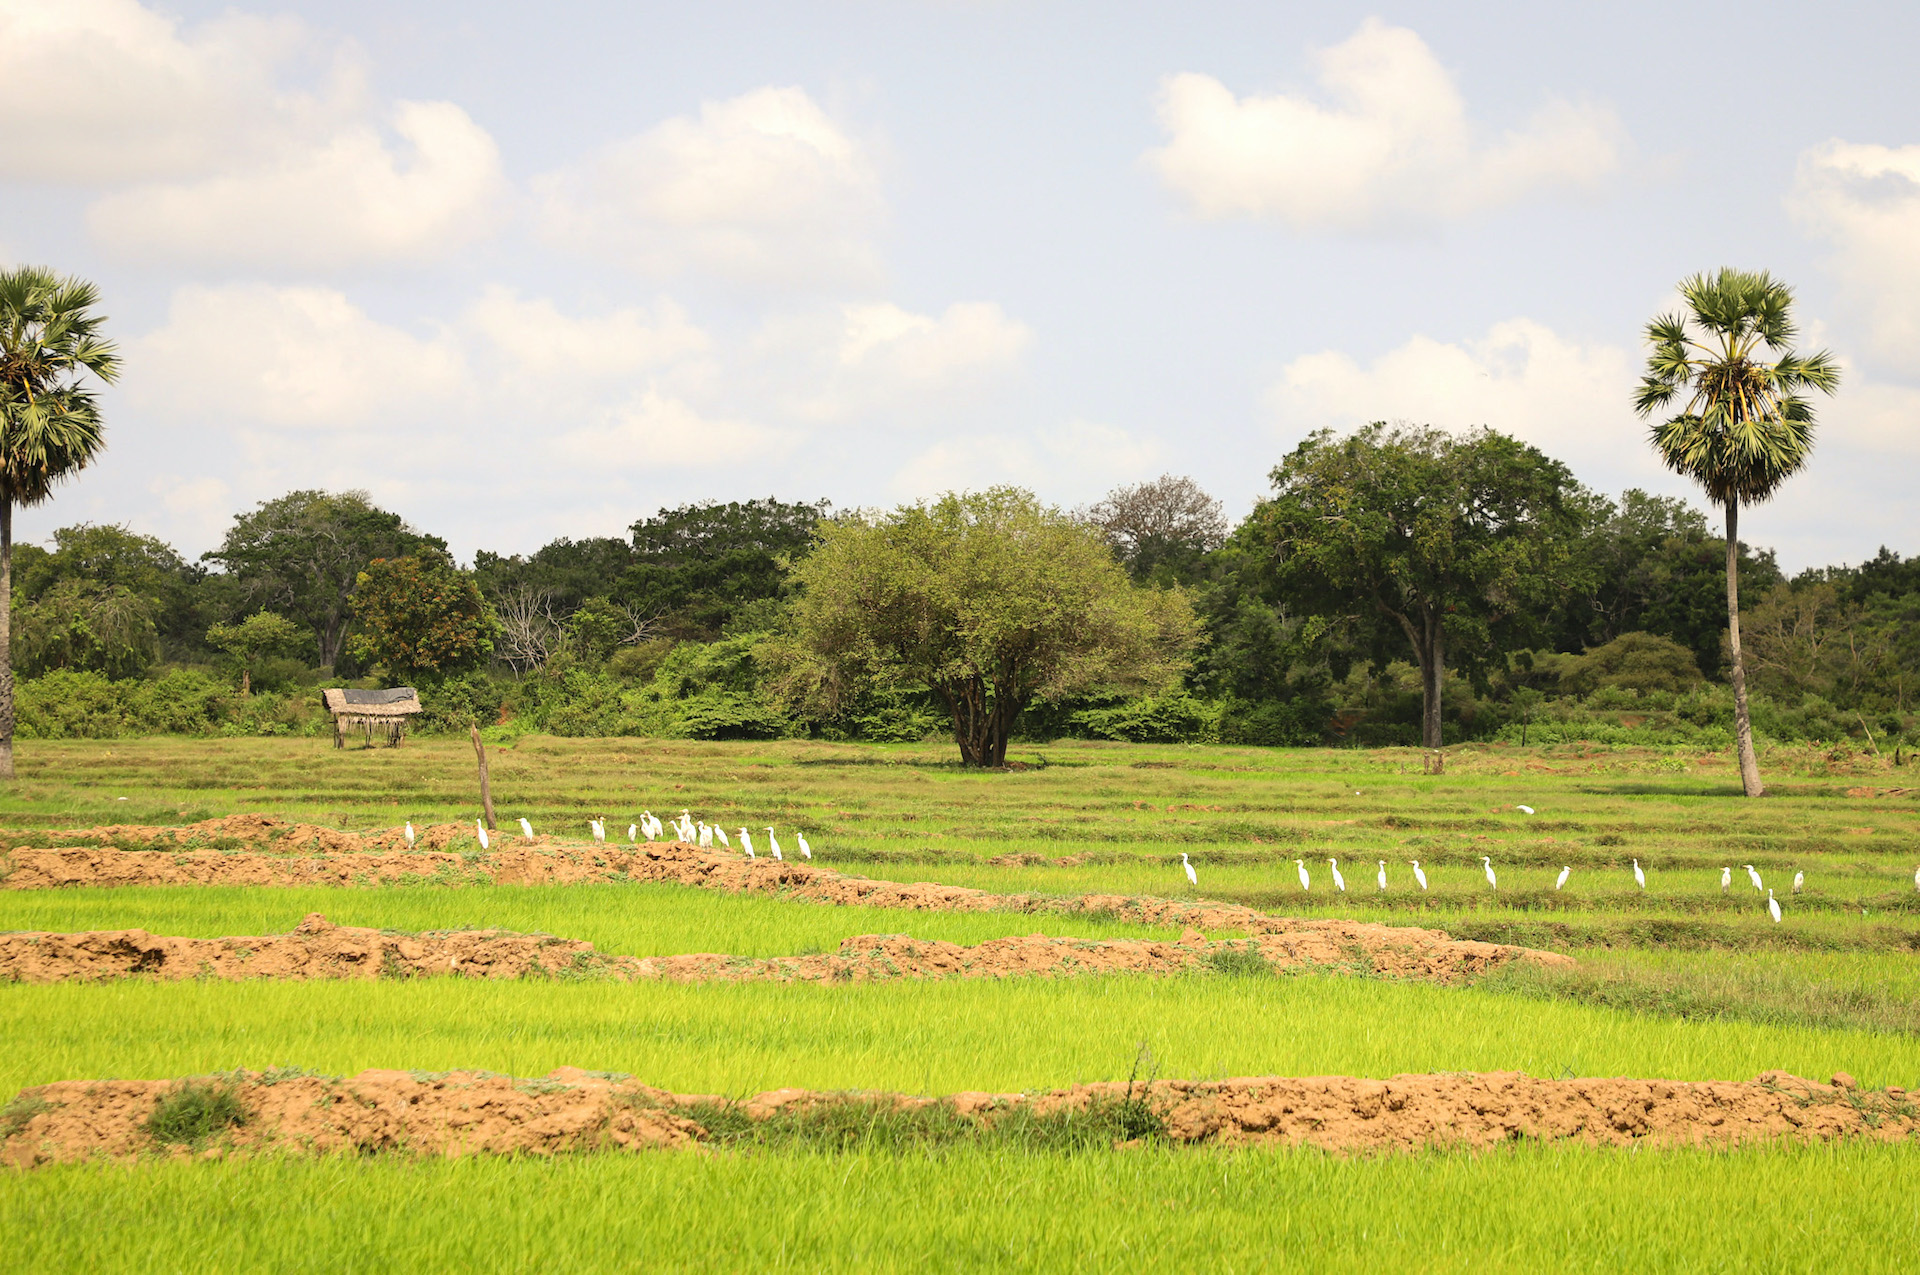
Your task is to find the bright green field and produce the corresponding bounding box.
[4,736,1919,1269]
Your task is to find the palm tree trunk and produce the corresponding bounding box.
[0,498,14,780]
[1725,499,1764,797]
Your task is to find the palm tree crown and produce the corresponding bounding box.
[1633,268,1839,504]
[0,266,119,507]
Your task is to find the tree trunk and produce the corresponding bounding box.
[470,724,497,829]
[1725,499,1765,797]
[0,499,13,781]
[938,675,1021,767]
[1420,616,1445,751]
[240,668,251,696]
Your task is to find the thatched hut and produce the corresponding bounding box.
[321,687,423,748]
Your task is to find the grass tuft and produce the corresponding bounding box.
[143,1079,250,1150]
[1203,942,1271,978]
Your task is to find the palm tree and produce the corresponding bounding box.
[0,267,119,779]
[1634,269,1839,797]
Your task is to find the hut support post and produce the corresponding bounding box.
[471,724,497,830]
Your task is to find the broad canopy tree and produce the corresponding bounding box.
[779,488,1199,767]
[1635,268,1839,797]
[1240,423,1585,750]
[347,553,497,682]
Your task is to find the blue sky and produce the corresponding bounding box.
[3,0,1915,570]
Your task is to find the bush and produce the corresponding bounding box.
[1562,632,1705,697]
[1068,693,1221,744]
[1219,697,1330,746]
[144,1080,249,1149]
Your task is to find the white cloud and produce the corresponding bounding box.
[0,0,336,183]
[558,388,794,468]
[536,85,884,285]
[1790,140,1920,373]
[146,474,233,547]
[890,420,1162,499]
[1146,19,1624,230]
[88,100,506,267]
[464,287,712,384]
[767,300,1031,421]
[132,283,468,427]
[1270,318,1650,480]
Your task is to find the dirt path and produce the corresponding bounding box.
[0,911,1562,985]
[4,1065,1908,1167]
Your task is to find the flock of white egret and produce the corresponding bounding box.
[398,812,816,861]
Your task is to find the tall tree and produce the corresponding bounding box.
[0,267,119,779]
[1241,424,1585,749]
[347,554,497,682]
[778,488,1199,767]
[1083,474,1228,586]
[205,490,444,669]
[1635,268,1840,796]
[625,497,829,636]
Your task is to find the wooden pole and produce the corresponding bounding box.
[471,724,496,830]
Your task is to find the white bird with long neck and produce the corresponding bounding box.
[1793,871,1804,894]
[1482,856,1497,890]
[1913,864,1919,893]
[404,822,415,848]
[715,826,730,847]
[590,819,605,842]
[1295,859,1310,892]
[1410,860,1428,891]
[766,828,782,861]
[476,820,489,851]
[628,823,637,843]
[698,823,712,848]
[1376,861,1387,892]
[1556,865,1571,890]
[1632,859,1645,889]
[797,832,812,860]
[1516,805,1535,815]
[1768,888,1782,924]
[739,828,755,858]
[1181,852,1197,887]
[1721,866,1731,893]
[519,818,534,841]
[1744,864,1763,891]
[1328,858,1346,892]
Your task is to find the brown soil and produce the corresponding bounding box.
[4,1066,1909,1167]
[0,912,1560,985]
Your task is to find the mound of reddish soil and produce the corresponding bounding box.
[4,1066,1908,1167]
[0,913,1560,986]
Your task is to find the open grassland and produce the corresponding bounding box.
[6,1141,1919,1273]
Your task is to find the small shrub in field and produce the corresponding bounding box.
[144,1080,249,1149]
[1205,942,1271,977]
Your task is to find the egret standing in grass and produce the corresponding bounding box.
[1744,864,1763,891]
[715,827,730,848]
[797,831,812,860]
[476,820,489,850]
[1482,856,1497,890]
[628,823,637,843]
[1721,866,1731,893]
[1377,861,1387,892]
[404,822,415,849]
[1632,859,1646,890]
[1295,859,1310,892]
[519,818,534,841]
[1768,888,1782,924]
[766,828,782,861]
[739,828,754,858]
[1793,871,1804,894]
[1328,858,1346,892]
[1556,866,1571,891]
[1182,852,1197,887]
[1410,860,1428,891]
[1913,865,1920,893]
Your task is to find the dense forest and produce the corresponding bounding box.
[13,458,1919,754]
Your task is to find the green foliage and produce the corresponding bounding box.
[205,610,303,693]
[1561,632,1705,697]
[779,487,1201,766]
[348,555,496,680]
[143,1079,249,1149]
[1069,692,1221,744]
[12,578,159,678]
[1204,942,1272,977]
[12,668,325,738]
[625,497,829,637]
[0,267,118,510]
[15,523,207,658]
[1218,696,1329,746]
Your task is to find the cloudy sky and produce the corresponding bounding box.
[2,0,1915,571]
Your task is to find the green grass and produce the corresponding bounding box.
[7,973,1918,1101]
[0,883,1177,957]
[4,1141,1918,1273]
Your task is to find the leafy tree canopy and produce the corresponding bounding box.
[13,579,157,680]
[347,554,496,683]
[205,611,304,694]
[777,487,1199,767]
[1082,474,1227,587]
[624,497,830,637]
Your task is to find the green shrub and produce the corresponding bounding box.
[1069,693,1221,744]
[1561,632,1706,697]
[1203,942,1271,977]
[144,1080,249,1149]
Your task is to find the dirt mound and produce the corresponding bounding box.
[6,814,560,856]
[0,914,1557,986]
[5,1067,1909,1167]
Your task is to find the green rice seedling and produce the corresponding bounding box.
[1202,941,1272,978]
[142,1079,249,1149]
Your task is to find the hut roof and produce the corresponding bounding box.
[321,687,422,717]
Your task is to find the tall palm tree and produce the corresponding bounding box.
[0,267,119,779]
[1634,269,1839,797]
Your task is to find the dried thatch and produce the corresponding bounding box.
[322,687,422,747]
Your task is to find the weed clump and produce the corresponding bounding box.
[144,1080,250,1149]
[1204,942,1271,978]
[1,1092,54,1140]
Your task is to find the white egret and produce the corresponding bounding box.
[767,828,783,861]
[797,832,812,860]
[739,828,755,858]
[628,823,637,843]
[1632,859,1645,890]
[715,827,730,848]
[476,820,490,851]
[1482,856,1497,890]
[1793,871,1804,895]
[1182,852,1197,887]
[1913,865,1920,893]
[1376,861,1387,892]
[1721,866,1731,893]
[519,818,534,841]
[1556,865,1571,891]
[591,819,605,842]
[1744,864,1762,891]
[1295,859,1310,891]
[404,822,415,848]
[1410,860,1429,891]
[1768,889,1782,924]
[1329,858,1346,892]
[1516,805,1535,815]
[698,823,712,848]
